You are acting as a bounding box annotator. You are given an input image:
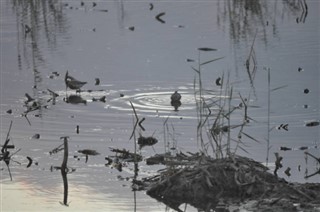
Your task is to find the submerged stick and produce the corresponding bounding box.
[61,137,69,206]
[2,121,13,153]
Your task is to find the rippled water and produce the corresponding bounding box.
[1,0,319,211]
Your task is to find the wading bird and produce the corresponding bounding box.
[65,71,87,93]
[171,91,181,101]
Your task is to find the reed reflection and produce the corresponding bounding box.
[11,0,69,118]
[216,0,309,43]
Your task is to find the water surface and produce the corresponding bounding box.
[1,0,319,211]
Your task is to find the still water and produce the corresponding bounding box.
[1,0,319,211]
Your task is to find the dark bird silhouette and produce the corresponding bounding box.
[65,71,87,92]
[171,91,181,101]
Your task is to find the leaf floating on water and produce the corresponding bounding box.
[155,12,166,24]
[31,134,40,139]
[277,124,288,131]
[280,146,292,151]
[26,156,33,168]
[95,78,100,85]
[215,77,222,86]
[78,149,100,156]
[305,120,319,127]
[96,9,108,13]
[298,67,304,72]
[198,47,217,52]
[284,167,291,177]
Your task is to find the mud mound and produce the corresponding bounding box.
[140,154,320,211]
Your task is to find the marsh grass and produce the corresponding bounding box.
[191,47,261,159]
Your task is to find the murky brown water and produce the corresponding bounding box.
[1,0,319,211]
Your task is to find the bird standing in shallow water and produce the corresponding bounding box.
[171,91,181,101]
[65,71,87,93]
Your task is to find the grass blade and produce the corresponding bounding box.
[200,57,225,66]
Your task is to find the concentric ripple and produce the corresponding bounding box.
[109,85,197,116]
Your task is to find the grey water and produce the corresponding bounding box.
[1,0,319,211]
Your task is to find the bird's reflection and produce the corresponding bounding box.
[171,100,182,111]
[64,95,87,105]
[170,91,182,111]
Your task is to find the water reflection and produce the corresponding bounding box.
[217,0,308,43]
[2,0,318,211]
[11,0,70,122]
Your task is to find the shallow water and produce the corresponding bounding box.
[1,0,319,211]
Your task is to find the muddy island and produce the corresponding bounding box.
[135,152,320,212]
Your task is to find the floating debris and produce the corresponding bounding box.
[109,148,142,162]
[92,2,97,7]
[49,71,60,79]
[81,1,84,6]
[138,136,158,149]
[78,149,100,163]
[149,3,153,10]
[304,88,309,94]
[305,120,319,127]
[128,26,135,31]
[6,109,12,114]
[25,93,35,103]
[105,157,113,165]
[298,67,304,72]
[31,134,40,139]
[24,24,31,35]
[49,143,65,155]
[280,145,318,151]
[120,93,124,97]
[76,125,79,134]
[96,9,108,13]
[95,78,100,85]
[186,59,195,62]
[78,149,100,156]
[284,167,291,177]
[155,12,166,24]
[277,123,288,131]
[198,47,217,51]
[215,77,222,86]
[26,156,33,168]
